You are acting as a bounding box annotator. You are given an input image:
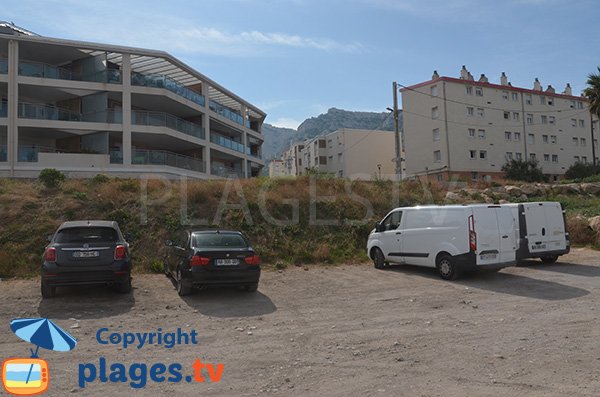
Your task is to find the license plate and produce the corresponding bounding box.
[480,253,497,260]
[73,251,99,258]
[531,244,547,250]
[215,259,238,266]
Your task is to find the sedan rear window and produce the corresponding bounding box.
[193,233,247,248]
[55,227,119,243]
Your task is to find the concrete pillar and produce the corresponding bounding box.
[121,53,132,166]
[7,40,18,177]
[203,83,211,174]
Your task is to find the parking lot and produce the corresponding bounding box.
[1,248,599,396]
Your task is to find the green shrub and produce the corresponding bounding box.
[502,159,547,182]
[71,190,88,200]
[38,168,66,188]
[565,162,600,180]
[91,174,111,184]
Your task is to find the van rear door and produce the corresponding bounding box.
[472,206,516,266]
[524,202,566,253]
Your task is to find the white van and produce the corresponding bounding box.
[503,202,570,263]
[367,205,518,280]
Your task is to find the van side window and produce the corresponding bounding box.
[382,211,402,231]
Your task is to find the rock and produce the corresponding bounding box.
[553,183,580,195]
[589,216,600,233]
[499,199,510,204]
[70,323,80,329]
[519,194,528,201]
[505,186,522,197]
[520,184,541,196]
[580,183,600,195]
[445,191,461,201]
[482,194,494,204]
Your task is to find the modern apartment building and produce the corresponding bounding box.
[277,128,395,180]
[0,22,265,179]
[401,66,598,182]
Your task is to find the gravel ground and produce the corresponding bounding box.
[1,247,600,396]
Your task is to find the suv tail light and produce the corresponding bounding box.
[468,215,477,252]
[44,247,56,262]
[114,245,127,260]
[244,255,260,265]
[190,255,210,266]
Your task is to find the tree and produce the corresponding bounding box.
[583,67,600,165]
[501,159,547,182]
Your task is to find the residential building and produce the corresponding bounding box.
[268,159,286,178]
[277,128,395,180]
[0,22,265,179]
[401,66,598,182]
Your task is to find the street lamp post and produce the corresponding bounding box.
[392,81,402,180]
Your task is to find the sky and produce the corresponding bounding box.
[3,0,599,129]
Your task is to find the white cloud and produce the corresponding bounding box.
[268,117,302,129]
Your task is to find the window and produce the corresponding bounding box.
[582,156,587,163]
[319,156,327,165]
[381,210,402,231]
[514,132,521,141]
[505,152,513,161]
[505,131,512,140]
[543,154,550,162]
[502,91,509,100]
[552,154,558,163]
[574,156,580,162]
[527,114,533,124]
[468,128,475,138]
[548,98,554,106]
[477,108,485,118]
[571,118,577,127]
[577,101,584,109]
[471,172,478,181]
[512,112,520,121]
[466,106,474,116]
[570,101,576,108]
[541,115,548,124]
[573,137,579,146]
[436,174,443,182]
[595,139,598,148]
[542,134,548,143]
[550,135,557,144]
[469,150,476,159]
[549,116,555,124]
[525,95,532,105]
[319,140,326,148]
[466,86,473,95]
[478,129,486,139]
[430,85,438,97]
[515,152,522,161]
[434,150,441,162]
[432,106,439,119]
[530,153,536,161]
[479,150,487,160]
[581,138,586,146]
[511,92,519,101]
[433,128,440,141]
[504,111,510,120]
[579,119,585,128]
[475,87,483,96]
[540,96,546,105]
[528,133,535,144]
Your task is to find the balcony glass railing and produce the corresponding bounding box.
[81,109,123,124]
[110,149,123,164]
[17,145,66,162]
[132,149,205,173]
[18,102,82,121]
[0,101,6,118]
[0,58,7,74]
[209,100,244,126]
[131,72,205,107]
[211,163,244,178]
[210,133,249,154]
[132,110,204,139]
[19,60,122,84]
[0,145,6,162]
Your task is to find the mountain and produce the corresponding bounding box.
[262,108,401,160]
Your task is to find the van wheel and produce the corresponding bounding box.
[437,254,460,280]
[373,248,385,269]
[541,255,558,264]
[176,268,192,296]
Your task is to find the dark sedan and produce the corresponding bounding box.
[41,220,132,298]
[164,230,261,296]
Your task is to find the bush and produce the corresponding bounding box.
[502,159,547,182]
[91,174,111,184]
[38,168,66,188]
[565,162,600,180]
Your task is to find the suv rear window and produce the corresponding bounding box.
[55,227,119,243]
[192,233,247,248]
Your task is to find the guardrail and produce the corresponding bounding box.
[132,110,204,139]
[131,72,205,107]
[19,60,122,84]
[209,100,244,126]
[132,149,206,173]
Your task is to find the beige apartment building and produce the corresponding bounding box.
[267,159,286,177]
[401,66,598,182]
[276,128,395,180]
[0,22,265,179]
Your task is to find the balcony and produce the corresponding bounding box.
[209,100,244,126]
[210,133,249,155]
[211,163,244,178]
[131,72,205,107]
[132,149,206,173]
[0,145,6,162]
[18,102,122,123]
[0,58,7,74]
[81,109,122,124]
[19,60,122,84]
[132,110,204,140]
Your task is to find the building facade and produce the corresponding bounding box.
[267,159,286,178]
[278,128,395,180]
[401,66,598,182]
[0,22,265,179]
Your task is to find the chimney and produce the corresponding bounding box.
[546,85,555,94]
[500,72,508,86]
[460,65,469,79]
[467,72,474,81]
[533,78,542,91]
[478,74,489,83]
[432,70,440,79]
[563,83,572,96]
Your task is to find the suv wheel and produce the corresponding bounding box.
[541,255,559,264]
[117,278,132,294]
[41,281,56,298]
[176,268,192,296]
[373,248,386,269]
[436,254,460,280]
[244,283,258,292]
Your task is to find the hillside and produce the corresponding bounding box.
[262,108,401,159]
